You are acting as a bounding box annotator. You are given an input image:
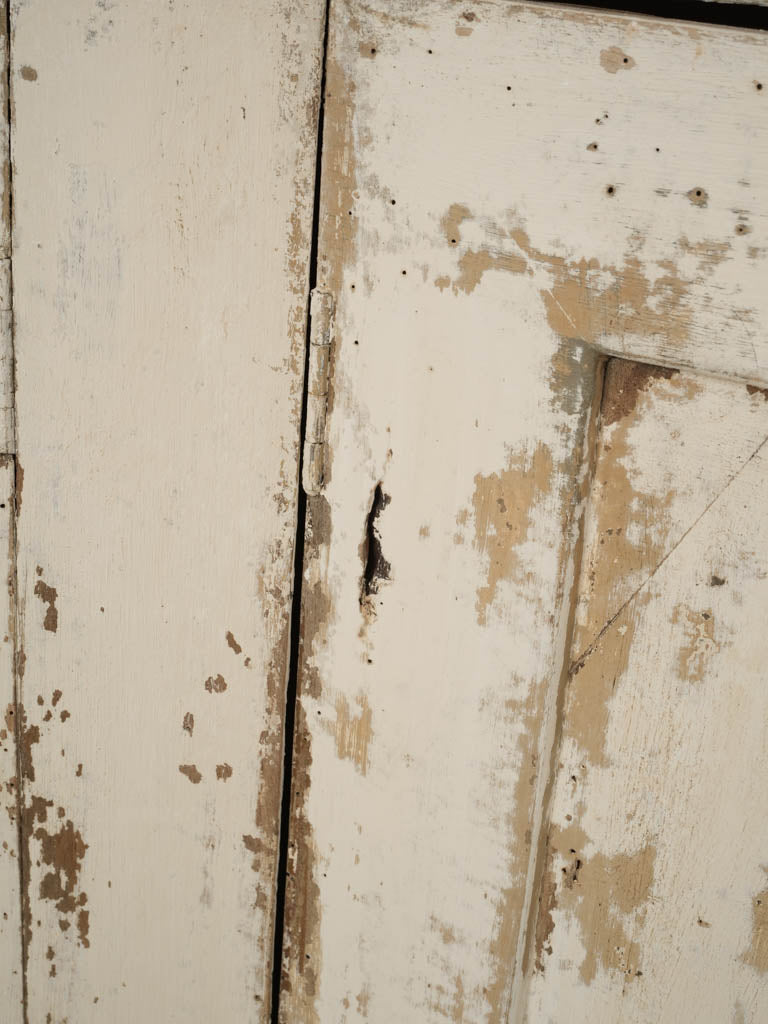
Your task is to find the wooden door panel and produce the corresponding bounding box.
[8,1,324,1019]
[526,364,768,1022]
[281,2,768,1022]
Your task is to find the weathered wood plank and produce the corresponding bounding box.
[9,1,325,1020]
[525,366,768,1023]
[282,1,768,1021]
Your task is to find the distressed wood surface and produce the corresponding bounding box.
[281,1,768,1022]
[9,1,324,1020]
[525,365,768,1023]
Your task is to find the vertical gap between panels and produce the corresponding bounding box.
[3,1,26,1021]
[270,1,332,1021]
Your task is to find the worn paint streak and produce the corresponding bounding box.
[315,53,359,489]
[741,875,768,973]
[182,712,194,736]
[470,443,553,626]
[332,694,373,775]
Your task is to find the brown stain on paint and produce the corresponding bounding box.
[600,47,635,73]
[672,605,719,683]
[216,763,233,781]
[471,442,553,626]
[204,674,227,694]
[20,65,37,81]
[34,577,58,633]
[178,764,202,784]
[747,384,768,402]
[741,874,768,973]
[332,694,373,775]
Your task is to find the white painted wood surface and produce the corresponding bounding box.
[8,1,324,1020]
[281,2,768,1022]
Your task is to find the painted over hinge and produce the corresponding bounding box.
[302,289,334,495]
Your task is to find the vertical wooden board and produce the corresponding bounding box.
[0,458,22,1019]
[10,1,324,1020]
[283,2,768,1022]
[525,368,768,1022]
[282,2,604,1020]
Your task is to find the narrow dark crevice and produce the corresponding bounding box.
[550,0,768,31]
[360,482,391,604]
[4,2,27,1021]
[270,2,331,1021]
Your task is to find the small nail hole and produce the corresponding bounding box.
[606,185,615,195]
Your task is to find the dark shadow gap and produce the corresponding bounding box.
[270,1,332,1021]
[542,0,768,30]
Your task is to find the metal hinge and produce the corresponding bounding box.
[302,289,334,495]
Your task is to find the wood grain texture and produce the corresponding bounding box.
[525,367,768,1023]
[281,1,768,1022]
[9,0,324,1020]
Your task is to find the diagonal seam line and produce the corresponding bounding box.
[569,429,768,675]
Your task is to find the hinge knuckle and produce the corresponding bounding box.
[302,289,334,495]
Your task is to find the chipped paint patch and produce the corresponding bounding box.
[539,824,656,984]
[178,764,202,784]
[470,443,553,626]
[600,47,635,73]
[225,631,242,655]
[34,571,58,633]
[216,763,233,781]
[204,674,227,694]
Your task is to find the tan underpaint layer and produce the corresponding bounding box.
[9,1,326,1020]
